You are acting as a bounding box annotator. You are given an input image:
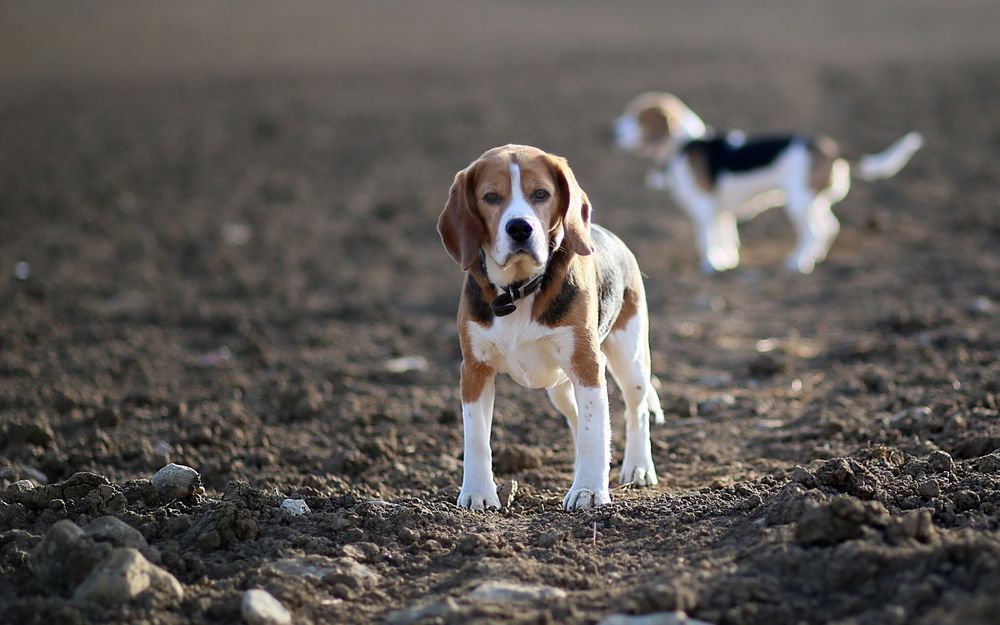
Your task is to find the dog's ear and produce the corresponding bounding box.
[547,155,593,256]
[437,164,484,270]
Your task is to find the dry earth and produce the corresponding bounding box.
[1,2,999,624]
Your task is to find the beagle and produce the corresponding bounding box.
[614,92,924,273]
[437,145,663,512]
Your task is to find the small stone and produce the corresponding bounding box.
[242,588,292,625]
[398,527,419,543]
[954,490,981,511]
[280,498,310,516]
[788,466,816,487]
[73,548,183,605]
[28,520,109,595]
[535,530,567,548]
[386,598,460,625]
[748,353,785,378]
[85,516,148,551]
[918,480,940,498]
[10,479,35,492]
[927,451,954,473]
[498,480,518,509]
[466,580,567,603]
[697,393,736,416]
[151,463,203,501]
[265,555,379,588]
[383,355,428,373]
[976,451,1000,474]
[967,296,994,315]
[598,611,712,625]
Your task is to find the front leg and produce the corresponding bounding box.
[563,352,612,511]
[457,360,500,511]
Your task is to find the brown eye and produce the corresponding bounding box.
[483,192,502,204]
[531,189,550,202]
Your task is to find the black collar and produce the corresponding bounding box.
[478,250,546,317]
[491,272,545,317]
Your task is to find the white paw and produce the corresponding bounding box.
[619,457,659,487]
[562,485,612,511]
[785,253,816,274]
[457,487,501,511]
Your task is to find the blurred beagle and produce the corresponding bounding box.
[614,92,923,273]
[437,144,663,512]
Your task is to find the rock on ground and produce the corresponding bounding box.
[242,588,292,625]
[73,547,183,605]
[466,580,568,603]
[151,463,203,501]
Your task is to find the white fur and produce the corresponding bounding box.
[618,97,921,273]
[457,271,660,511]
[857,132,924,181]
[486,163,550,286]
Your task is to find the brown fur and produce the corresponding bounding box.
[441,145,613,392]
[610,279,642,333]
[808,135,841,192]
[684,143,715,192]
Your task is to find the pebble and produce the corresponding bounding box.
[386,598,460,625]
[151,463,203,501]
[598,611,713,625]
[73,547,183,605]
[927,450,954,473]
[265,555,380,588]
[967,295,994,315]
[466,580,567,603]
[242,588,292,625]
[280,498,310,516]
[498,480,518,509]
[383,355,428,373]
[697,393,736,416]
[28,520,109,594]
[85,516,149,550]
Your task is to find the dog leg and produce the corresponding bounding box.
[604,316,659,488]
[562,354,612,511]
[547,379,579,454]
[784,190,825,274]
[717,211,741,270]
[457,364,500,510]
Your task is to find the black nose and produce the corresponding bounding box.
[506,219,533,243]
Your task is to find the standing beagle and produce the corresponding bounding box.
[614,92,923,273]
[437,145,663,512]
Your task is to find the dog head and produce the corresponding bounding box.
[614,92,706,160]
[437,144,593,285]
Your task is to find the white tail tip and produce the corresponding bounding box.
[858,132,924,181]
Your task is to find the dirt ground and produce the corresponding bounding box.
[2,2,1000,624]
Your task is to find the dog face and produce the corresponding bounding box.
[438,145,593,282]
[614,92,703,159]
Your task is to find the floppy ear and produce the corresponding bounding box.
[437,165,484,270]
[548,156,594,256]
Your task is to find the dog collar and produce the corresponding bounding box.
[491,272,544,317]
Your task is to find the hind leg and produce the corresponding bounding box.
[547,379,579,453]
[604,313,659,487]
[784,189,834,273]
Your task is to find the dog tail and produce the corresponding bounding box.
[854,132,924,181]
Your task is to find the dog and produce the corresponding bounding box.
[437,144,664,511]
[614,92,924,273]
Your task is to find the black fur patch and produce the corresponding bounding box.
[538,278,579,326]
[464,275,494,325]
[684,133,797,184]
[592,225,626,340]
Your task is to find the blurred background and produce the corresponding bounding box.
[2,3,1000,624]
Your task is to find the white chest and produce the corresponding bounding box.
[467,300,573,390]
